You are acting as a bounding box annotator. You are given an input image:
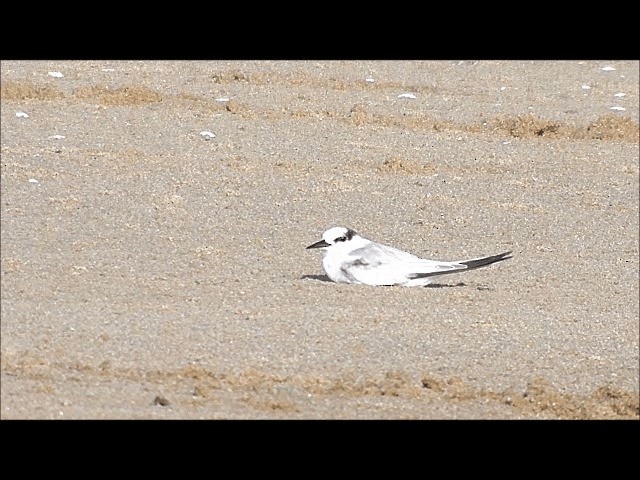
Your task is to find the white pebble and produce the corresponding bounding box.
[610,106,626,111]
[365,77,375,83]
[215,98,230,102]
[613,93,626,97]
[200,131,216,140]
[397,93,417,99]
[48,71,64,78]
[601,66,616,71]
[581,85,591,90]
[49,135,66,140]
[16,111,29,118]
[101,68,115,72]
[28,178,39,184]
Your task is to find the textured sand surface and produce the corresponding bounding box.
[1,60,638,419]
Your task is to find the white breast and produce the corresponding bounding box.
[323,254,357,283]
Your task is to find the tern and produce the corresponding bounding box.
[306,226,512,287]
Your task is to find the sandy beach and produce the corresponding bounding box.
[1,60,638,419]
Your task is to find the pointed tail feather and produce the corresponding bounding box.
[410,251,512,279]
[460,251,512,270]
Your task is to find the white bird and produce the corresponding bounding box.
[306,226,512,287]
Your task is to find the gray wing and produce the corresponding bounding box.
[349,242,421,263]
[343,243,464,285]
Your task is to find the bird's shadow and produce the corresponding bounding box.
[301,274,333,283]
[425,282,467,289]
[300,275,466,288]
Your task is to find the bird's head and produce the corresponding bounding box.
[306,226,358,249]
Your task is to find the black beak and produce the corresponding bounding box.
[306,239,330,249]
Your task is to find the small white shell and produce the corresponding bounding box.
[601,66,616,71]
[397,93,417,99]
[610,106,626,111]
[581,85,591,90]
[16,111,29,118]
[48,71,64,78]
[613,93,626,97]
[200,131,216,140]
[29,178,39,183]
[49,135,66,140]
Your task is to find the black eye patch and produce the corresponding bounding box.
[336,236,347,242]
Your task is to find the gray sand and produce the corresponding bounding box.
[1,60,638,419]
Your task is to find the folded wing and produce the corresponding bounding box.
[343,243,469,285]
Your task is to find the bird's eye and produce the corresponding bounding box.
[336,236,346,242]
